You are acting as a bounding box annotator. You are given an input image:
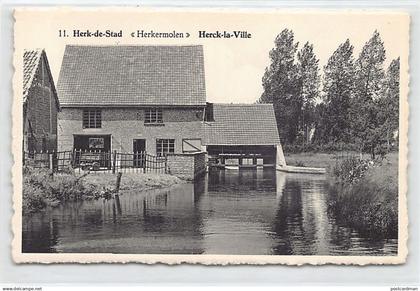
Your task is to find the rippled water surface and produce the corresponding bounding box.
[22,169,397,255]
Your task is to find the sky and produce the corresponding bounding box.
[15,9,409,104]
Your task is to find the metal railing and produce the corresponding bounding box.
[23,149,167,174]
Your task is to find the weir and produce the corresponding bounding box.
[275,145,326,174]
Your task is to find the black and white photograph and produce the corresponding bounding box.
[13,8,409,264]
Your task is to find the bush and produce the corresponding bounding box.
[22,166,183,214]
[332,156,372,184]
[328,179,398,237]
[327,156,398,238]
[48,173,92,201]
[22,166,99,214]
[22,183,47,214]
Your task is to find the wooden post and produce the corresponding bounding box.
[144,153,147,173]
[112,172,123,215]
[71,149,75,168]
[112,202,117,223]
[115,194,122,215]
[115,172,122,193]
[49,153,53,170]
[112,150,117,174]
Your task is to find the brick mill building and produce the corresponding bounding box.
[57,45,206,156]
[23,49,60,153]
[56,44,285,172]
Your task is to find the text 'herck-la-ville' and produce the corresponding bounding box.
[198,30,252,39]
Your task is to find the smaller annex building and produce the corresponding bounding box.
[23,49,60,153]
[203,103,286,168]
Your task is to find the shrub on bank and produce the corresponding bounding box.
[22,166,99,214]
[22,183,47,213]
[332,156,372,184]
[327,156,398,238]
[22,166,184,214]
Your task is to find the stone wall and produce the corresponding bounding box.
[58,107,204,154]
[166,152,206,180]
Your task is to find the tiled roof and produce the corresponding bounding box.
[57,45,206,106]
[203,104,281,145]
[23,49,43,100]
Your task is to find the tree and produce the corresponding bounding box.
[314,39,355,145]
[377,58,400,150]
[296,42,320,144]
[259,29,300,144]
[351,30,386,158]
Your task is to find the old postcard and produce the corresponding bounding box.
[12,8,409,264]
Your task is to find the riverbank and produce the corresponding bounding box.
[285,151,371,172]
[22,166,183,214]
[285,151,398,237]
[82,172,183,191]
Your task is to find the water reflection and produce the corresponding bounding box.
[272,175,330,255]
[22,169,397,255]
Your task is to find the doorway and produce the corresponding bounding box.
[133,139,146,167]
[73,134,111,152]
[73,134,112,168]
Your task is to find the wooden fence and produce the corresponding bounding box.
[23,150,167,174]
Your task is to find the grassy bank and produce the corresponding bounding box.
[22,166,183,214]
[82,172,183,191]
[285,151,371,172]
[286,151,398,237]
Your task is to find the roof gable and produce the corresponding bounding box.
[23,49,60,109]
[203,104,281,145]
[57,45,206,107]
[23,49,42,98]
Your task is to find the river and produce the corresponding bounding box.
[22,169,397,255]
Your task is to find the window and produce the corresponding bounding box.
[156,139,175,156]
[83,109,101,128]
[145,108,163,124]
